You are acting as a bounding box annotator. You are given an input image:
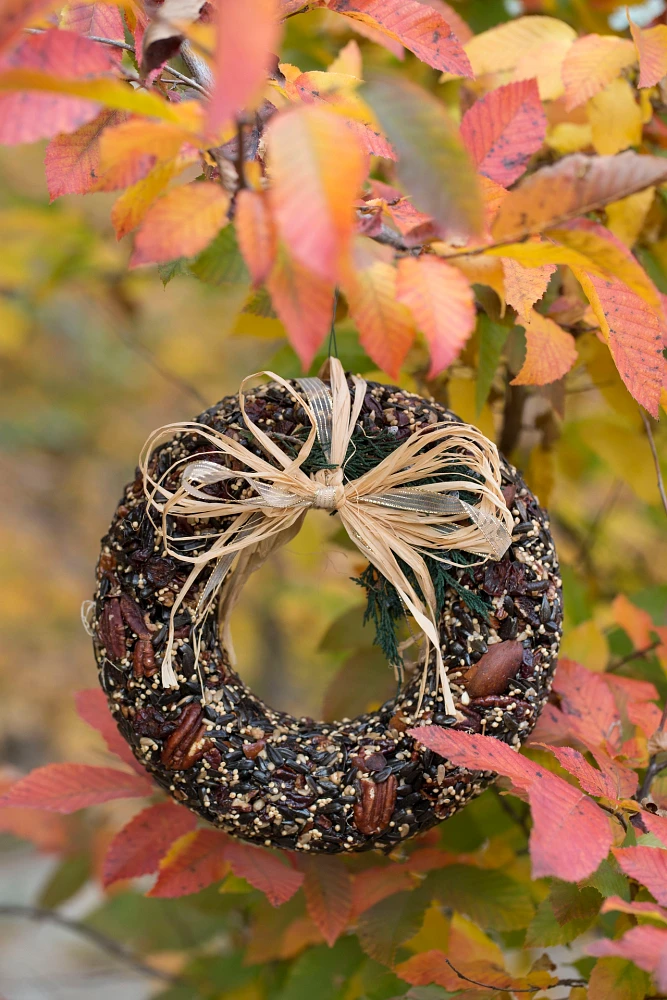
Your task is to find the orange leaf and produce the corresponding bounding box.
[511,309,577,386]
[492,152,667,243]
[266,243,334,368]
[45,108,124,199]
[75,688,146,776]
[301,856,353,947]
[630,21,667,89]
[0,763,151,813]
[501,257,555,320]
[351,864,417,918]
[61,3,125,55]
[562,33,636,110]
[614,847,667,906]
[103,801,197,886]
[149,828,229,898]
[396,950,462,991]
[208,0,282,133]
[224,840,304,906]
[112,158,182,240]
[574,268,666,418]
[235,188,277,286]
[343,260,415,378]
[396,255,475,377]
[328,0,473,76]
[0,774,69,852]
[612,594,655,649]
[131,183,229,266]
[409,726,613,881]
[0,28,116,144]
[588,926,667,991]
[268,105,367,282]
[460,79,546,187]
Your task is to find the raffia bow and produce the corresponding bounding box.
[140,359,512,716]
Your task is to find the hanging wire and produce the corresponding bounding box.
[327,287,339,359]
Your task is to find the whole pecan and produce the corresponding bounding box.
[353,774,397,836]
[133,638,157,678]
[98,598,126,660]
[119,593,151,639]
[160,703,209,770]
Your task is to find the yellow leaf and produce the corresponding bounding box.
[501,256,555,320]
[405,904,450,954]
[576,331,640,422]
[0,69,182,121]
[513,37,573,100]
[512,309,577,386]
[562,34,636,110]
[111,160,180,241]
[561,619,609,673]
[445,253,505,306]
[343,260,415,378]
[464,16,576,77]
[448,377,495,441]
[486,240,606,275]
[578,415,661,504]
[545,121,593,155]
[526,444,555,507]
[605,188,655,248]
[588,78,642,155]
[267,105,368,283]
[329,39,362,77]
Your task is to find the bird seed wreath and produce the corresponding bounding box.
[90,360,562,854]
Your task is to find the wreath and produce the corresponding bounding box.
[90,360,562,854]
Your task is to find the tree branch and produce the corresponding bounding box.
[607,638,661,673]
[0,905,182,986]
[444,959,587,994]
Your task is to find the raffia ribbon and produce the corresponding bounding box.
[140,359,512,716]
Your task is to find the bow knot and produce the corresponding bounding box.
[140,359,513,717]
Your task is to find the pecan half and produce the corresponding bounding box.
[353,774,397,836]
[98,598,126,660]
[160,703,208,770]
[119,593,151,639]
[132,638,157,678]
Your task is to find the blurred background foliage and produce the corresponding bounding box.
[1,0,667,997]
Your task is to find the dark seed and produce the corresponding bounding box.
[539,595,552,623]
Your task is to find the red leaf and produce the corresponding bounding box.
[266,244,334,369]
[0,0,56,53]
[61,4,125,57]
[301,856,353,947]
[224,841,304,906]
[552,658,623,753]
[0,763,150,814]
[0,776,69,852]
[0,29,116,145]
[75,688,146,776]
[103,801,197,886]
[45,109,124,199]
[149,828,229,898]
[589,925,667,991]
[460,80,546,187]
[235,188,276,286]
[641,812,667,848]
[351,864,417,918]
[131,183,229,266]
[208,0,282,133]
[409,726,613,881]
[614,847,667,906]
[396,255,475,377]
[543,744,637,801]
[329,0,473,77]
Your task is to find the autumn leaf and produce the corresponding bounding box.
[562,34,637,110]
[103,801,197,887]
[343,259,415,378]
[301,855,353,947]
[395,255,475,377]
[501,256,555,321]
[45,108,124,200]
[0,0,58,53]
[356,884,431,966]
[112,158,185,240]
[464,15,576,77]
[235,188,277,286]
[266,242,334,368]
[492,152,667,244]
[0,28,117,144]
[364,76,482,241]
[141,0,208,74]
[512,310,577,387]
[267,105,367,283]
[208,0,282,134]
[149,828,229,898]
[224,840,304,906]
[630,20,667,89]
[130,183,230,267]
[589,926,667,992]
[541,745,637,801]
[459,79,547,188]
[327,0,473,77]
[350,864,418,919]
[409,726,613,882]
[613,847,667,907]
[61,4,125,55]
[74,688,146,777]
[0,764,150,813]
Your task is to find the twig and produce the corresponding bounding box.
[640,408,667,517]
[607,638,661,673]
[499,379,527,456]
[0,905,182,986]
[444,959,586,994]
[235,118,247,192]
[637,700,667,801]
